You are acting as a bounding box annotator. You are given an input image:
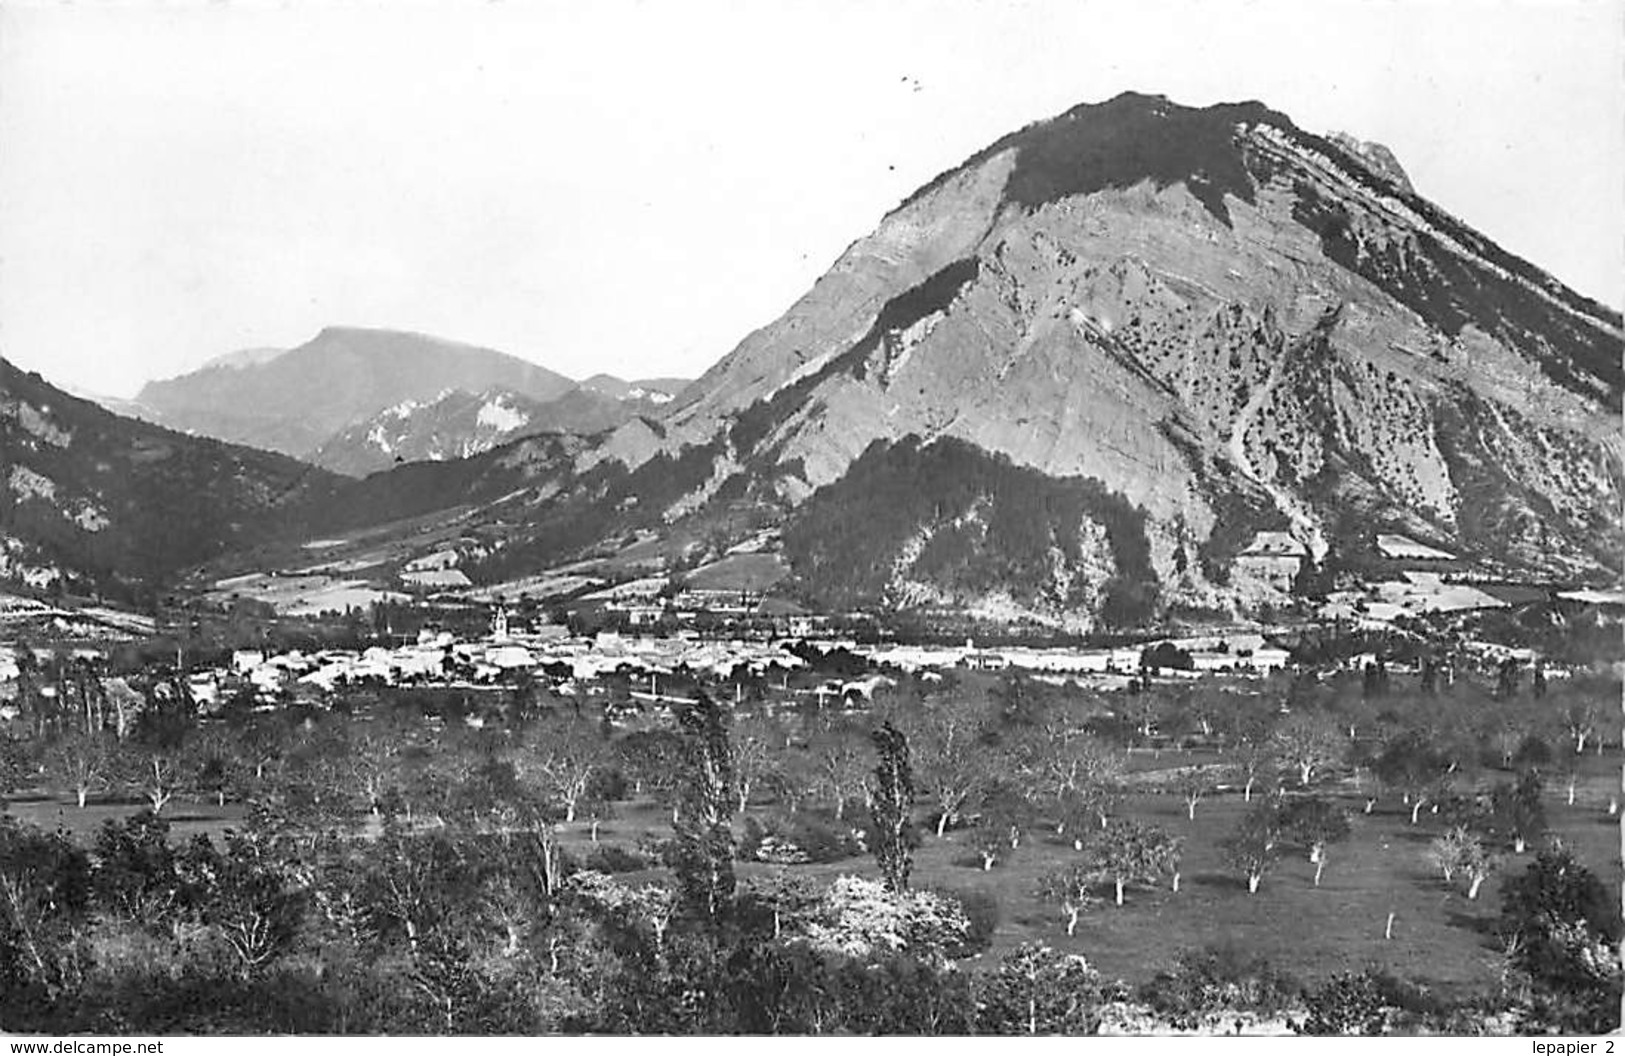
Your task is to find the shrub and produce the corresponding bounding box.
[1140,945,1299,1029]
[1512,734,1551,769]
[927,885,1000,955]
[587,766,630,803]
[1296,971,1388,1035]
[582,844,648,874]
[738,814,863,865]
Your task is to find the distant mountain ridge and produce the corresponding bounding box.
[199,346,286,371]
[307,385,637,477]
[136,326,578,458]
[136,328,690,475]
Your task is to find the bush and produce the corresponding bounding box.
[1296,971,1388,1035]
[928,885,1000,955]
[738,814,864,865]
[587,766,630,803]
[1512,734,1551,769]
[1140,945,1299,1030]
[582,844,648,874]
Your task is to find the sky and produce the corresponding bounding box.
[1,0,1621,399]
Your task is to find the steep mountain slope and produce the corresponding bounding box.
[136,326,576,458]
[537,91,1618,624]
[308,386,633,477]
[1,358,344,601]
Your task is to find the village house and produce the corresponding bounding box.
[1234,531,1307,592]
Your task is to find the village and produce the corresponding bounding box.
[1,524,1619,1037]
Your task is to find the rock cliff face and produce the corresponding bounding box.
[1326,132,1414,194]
[572,92,1620,624]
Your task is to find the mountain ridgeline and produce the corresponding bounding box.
[7,92,1621,625]
[573,90,1620,624]
[1,358,344,602]
[136,327,580,460]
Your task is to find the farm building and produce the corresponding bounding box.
[1234,531,1307,591]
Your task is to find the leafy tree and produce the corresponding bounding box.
[1488,771,1547,854]
[1037,861,1101,936]
[1553,698,1592,757]
[1496,843,1623,1033]
[1298,971,1390,1035]
[179,830,307,978]
[1140,945,1300,1032]
[0,817,92,1005]
[1222,802,1280,894]
[869,722,915,894]
[1271,714,1342,787]
[1512,732,1553,771]
[1225,737,1276,804]
[570,870,679,954]
[91,811,186,927]
[1371,730,1452,824]
[1085,819,1179,906]
[132,675,196,751]
[802,876,968,965]
[977,942,1105,1035]
[737,870,822,941]
[1428,824,1498,898]
[1277,797,1350,886]
[1175,769,1211,821]
[1426,825,1474,885]
[667,694,736,928]
[974,778,1036,868]
[188,727,240,807]
[617,728,684,799]
[1551,752,1582,808]
[1459,838,1498,901]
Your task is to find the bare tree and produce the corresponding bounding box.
[48,732,111,809]
[133,751,181,815]
[526,720,606,824]
[901,693,995,838]
[812,718,870,819]
[729,731,777,814]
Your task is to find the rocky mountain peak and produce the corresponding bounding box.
[1326,131,1415,194]
[574,91,1622,626]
